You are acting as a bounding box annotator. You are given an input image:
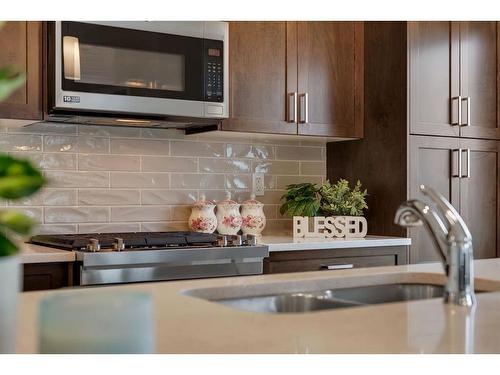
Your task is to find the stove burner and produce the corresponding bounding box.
[30,231,219,251]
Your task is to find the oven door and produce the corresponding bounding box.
[52,21,227,119]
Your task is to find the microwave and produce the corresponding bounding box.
[46,21,228,132]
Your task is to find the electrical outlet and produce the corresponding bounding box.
[253,173,265,196]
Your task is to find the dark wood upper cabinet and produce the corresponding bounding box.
[459,22,500,140]
[297,22,364,138]
[409,22,460,137]
[409,21,500,140]
[0,21,43,121]
[223,22,297,135]
[224,21,363,138]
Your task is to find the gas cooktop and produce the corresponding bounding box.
[30,231,258,252]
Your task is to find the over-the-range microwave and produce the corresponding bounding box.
[46,21,228,132]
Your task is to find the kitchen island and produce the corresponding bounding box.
[16,258,500,353]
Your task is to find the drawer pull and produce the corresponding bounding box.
[320,264,354,270]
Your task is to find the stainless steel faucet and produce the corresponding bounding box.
[394,185,476,307]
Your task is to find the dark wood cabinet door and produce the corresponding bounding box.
[458,139,499,259]
[223,22,298,135]
[459,22,500,140]
[409,22,460,137]
[0,21,43,120]
[23,262,73,291]
[296,22,363,138]
[409,135,460,263]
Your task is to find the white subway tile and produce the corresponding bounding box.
[78,125,141,138]
[141,190,197,205]
[7,207,44,223]
[275,146,323,161]
[300,161,326,176]
[45,207,109,223]
[78,189,140,205]
[78,223,141,233]
[253,160,300,175]
[9,189,76,206]
[225,144,274,159]
[111,206,171,222]
[111,172,169,188]
[78,154,140,171]
[45,171,109,188]
[33,224,78,235]
[142,156,197,172]
[171,174,224,189]
[171,141,224,157]
[199,158,250,173]
[111,139,169,155]
[43,135,109,153]
[141,221,189,231]
[277,175,323,189]
[0,134,42,152]
[225,174,252,190]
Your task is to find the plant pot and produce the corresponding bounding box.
[0,255,21,353]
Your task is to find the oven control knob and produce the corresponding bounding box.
[217,235,228,247]
[113,237,125,251]
[87,238,100,252]
[244,234,258,246]
[227,234,242,246]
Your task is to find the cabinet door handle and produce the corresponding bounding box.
[287,92,298,123]
[460,97,471,127]
[298,93,309,124]
[451,96,462,126]
[452,148,463,178]
[461,148,471,178]
[320,264,354,270]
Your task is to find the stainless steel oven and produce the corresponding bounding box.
[47,21,228,130]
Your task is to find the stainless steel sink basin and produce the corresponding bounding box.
[214,283,446,314]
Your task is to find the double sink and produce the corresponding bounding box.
[212,283,445,314]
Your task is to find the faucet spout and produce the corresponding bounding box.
[395,185,475,307]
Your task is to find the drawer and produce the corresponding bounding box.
[264,254,396,274]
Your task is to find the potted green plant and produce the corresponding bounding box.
[0,56,45,352]
[280,179,368,238]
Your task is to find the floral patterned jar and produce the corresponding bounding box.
[188,194,217,233]
[216,192,242,235]
[241,194,266,236]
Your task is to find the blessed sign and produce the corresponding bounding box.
[293,216,368,239]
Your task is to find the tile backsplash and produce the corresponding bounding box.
[0,123,327,235]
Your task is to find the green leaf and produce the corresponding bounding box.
[0,154,45,200]
[0,210,36,235]
[0,232,18,257]
[0,67,26,102]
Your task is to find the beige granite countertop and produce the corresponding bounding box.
[20,243,75,264]
[16,258,500,353]
[19,235,409,264]
[262,235,410,252]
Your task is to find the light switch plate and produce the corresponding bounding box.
[253,173,265,196]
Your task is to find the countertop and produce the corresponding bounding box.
[261,235,410,252]
[19,235,410,264]
[16,258,500,353]
[20,243,75,264]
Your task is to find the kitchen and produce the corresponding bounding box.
[0,0,499,371]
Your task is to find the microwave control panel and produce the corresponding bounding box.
[204,40,224,102]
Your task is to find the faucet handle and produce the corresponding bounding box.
[419,185,472,242]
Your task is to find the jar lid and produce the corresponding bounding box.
[193,193,215,208]
[242,193,263,206]
[217,191,239,206]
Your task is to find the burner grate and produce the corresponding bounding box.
[30,231,219,251]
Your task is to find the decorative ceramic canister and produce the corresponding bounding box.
[188,194,217,233]
[241,193,266,236]
[216,192,242,235]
